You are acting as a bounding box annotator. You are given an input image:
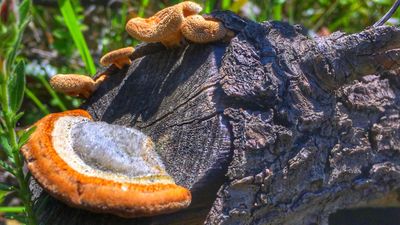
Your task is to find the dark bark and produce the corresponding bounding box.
[34,12,400,225]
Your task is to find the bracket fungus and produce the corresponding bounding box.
[22,110,191,218]
[125,1,202,48]
[50,74,106,99]
[181,15,229,43]
[100,47,135,69]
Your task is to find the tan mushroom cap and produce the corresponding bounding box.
[100,47,135,69]
[50,74,105,99]
[125,1,202,48]
[21,110,192,218]
[181,15,228,43]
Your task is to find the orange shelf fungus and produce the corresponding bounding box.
[125,1,202,48]
[181,15,229,43]
[22,110,191,218]
[100,47,135,69]
[49,74,106,99]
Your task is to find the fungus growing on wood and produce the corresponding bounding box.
[50,74,106,98]
[125,1,202,48]
[181,15,229,43]
[100,47,135,69]
[22,110,191,218]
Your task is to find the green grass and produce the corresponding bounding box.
[0,206,26,213]
[221,0,231,10]
[57,0,96,76]
[138,0,150,17]
[204,0,217,13]
[25,88,50,115]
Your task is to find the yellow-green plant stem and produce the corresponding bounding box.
[1,78,37,225]
[0,206,25,213]
[58,0,96,75]
[25,88,51,115]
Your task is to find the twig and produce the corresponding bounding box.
[374,0,400,27]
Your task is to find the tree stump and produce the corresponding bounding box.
[35,12,400,225]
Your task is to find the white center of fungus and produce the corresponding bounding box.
[51,116,174,184]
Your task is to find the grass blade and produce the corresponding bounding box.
[57,0,96,75]
[24,88,50,115]
[0,206,25,213]
[18,126,36,148]
[221,0,231,10]
[37,74,67,111]
[18,0,31,26]
[204,0,217,13]
[138,0,150,17]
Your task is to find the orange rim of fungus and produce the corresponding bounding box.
[22,110,191,218]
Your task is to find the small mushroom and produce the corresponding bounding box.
[22,110,191,218]
[49,74,106,98]
[100,47,135,69]
[125,1,202,48]
[181,15,228,43]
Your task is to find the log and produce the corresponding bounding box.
[34,12,400,225]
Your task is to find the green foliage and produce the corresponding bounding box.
[0,206,25,213]
[138,0,150,17]
[204,0,217,13]
[0,0,37,224]
[8,61,25,112]
[57,0,96,75]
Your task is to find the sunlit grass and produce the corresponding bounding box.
[57,0,96,76]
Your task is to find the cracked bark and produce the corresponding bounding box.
[34,12,400,225]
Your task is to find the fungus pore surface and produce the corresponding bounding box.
[22,110,191,218]
[63,118,172,184]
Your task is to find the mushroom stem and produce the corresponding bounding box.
[80,89,93,99]
[114,58,132,69]
[100,47,135,69]
[94,74,107,89]
[161,31,185,48]
[223,30,236,42]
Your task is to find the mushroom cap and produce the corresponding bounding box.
[181,15,228,43]
[100,47,135,67]
[49,74,96,98]
[180,1,203,17]
[22,110,191,218]
[125,1,202,44]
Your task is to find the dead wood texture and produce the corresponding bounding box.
[34,12,400,225]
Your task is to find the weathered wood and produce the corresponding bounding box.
[34,12,400,225]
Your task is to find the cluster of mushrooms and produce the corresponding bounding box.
[50,1,232,99]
